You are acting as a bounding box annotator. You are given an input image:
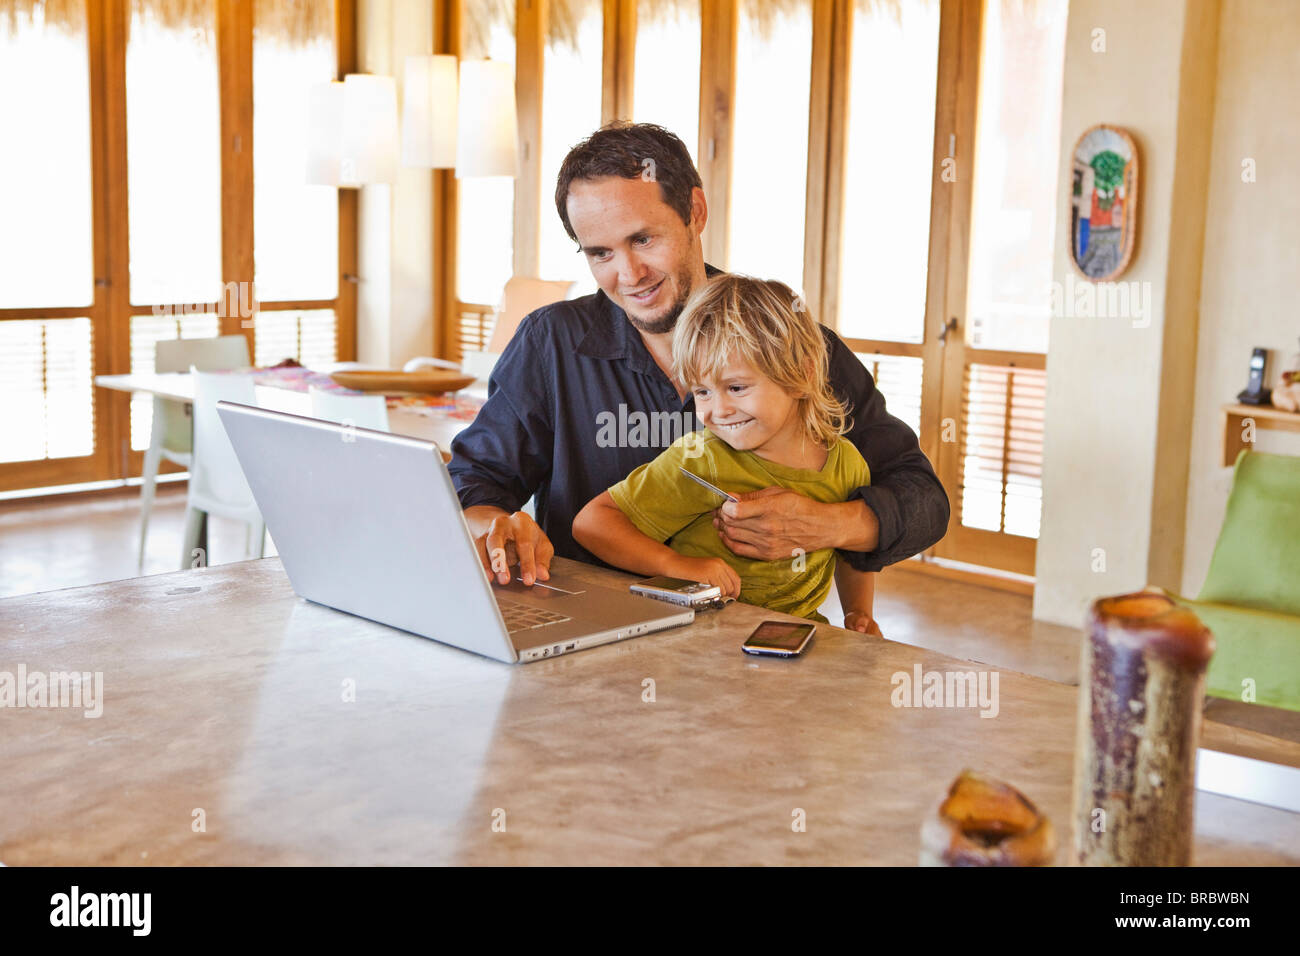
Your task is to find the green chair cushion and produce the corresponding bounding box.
[1172,596,1300,712]
[1197,451,1300,616]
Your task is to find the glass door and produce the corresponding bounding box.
[932,0,1067,576]
[0,0,103,491]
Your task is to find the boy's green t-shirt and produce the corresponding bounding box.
[607,430,871,621]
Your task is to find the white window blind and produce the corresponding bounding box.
[253,309,337,369]
[960,363,1045,538]
[0,318,94,464]
[855,353,923,438]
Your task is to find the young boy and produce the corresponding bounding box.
[572,274,879,633]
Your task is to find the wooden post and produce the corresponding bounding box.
[601,0,635,125]
[514,0,546,279]
[698,0,737,268]
[337,0,359,361]
[217,0,256,350]
[1073,591,1214,866]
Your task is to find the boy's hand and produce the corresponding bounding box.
[668,556,741,600]
[844,610,883,638]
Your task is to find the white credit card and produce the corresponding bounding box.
[679,466,738,503]
[1196,748,1300,813]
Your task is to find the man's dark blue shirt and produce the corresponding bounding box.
[448,269,950,573]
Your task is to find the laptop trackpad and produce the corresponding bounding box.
[495,577,584,599]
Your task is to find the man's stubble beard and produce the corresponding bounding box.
[626,300,685,336]
[623,264,698,336]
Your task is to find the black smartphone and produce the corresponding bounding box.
[742,620,816,657]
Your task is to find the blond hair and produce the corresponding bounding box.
[671,274,850,449]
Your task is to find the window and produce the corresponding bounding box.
[125,0,342,454]
[439,1,1072,577]
[633,0,700,163]
[0,318,94,464]
[964,0,1068,353]
[539,0,602,292]
[837,0,941,344]
[253,4,339,302]
[250,0,342,370]
[931,0,1069,576]
[959,364,1046,539]
[0,6,94,309]
[726,0,813,291]
[0,0,355,493]
[125,2,222,306]
[856,353,924,439]
[0,4,97,476]
[253,310,338,369]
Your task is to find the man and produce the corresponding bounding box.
[449,122,949,595]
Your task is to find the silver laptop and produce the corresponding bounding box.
[216,401,694,663]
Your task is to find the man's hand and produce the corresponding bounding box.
[713,487,879,560]
[844,610,884,638]
[471,509,554,586]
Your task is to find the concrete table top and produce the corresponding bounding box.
[2,557,1296,865]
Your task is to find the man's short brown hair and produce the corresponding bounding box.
[554,122,703,243]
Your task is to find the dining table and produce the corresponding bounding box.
[93,366,486,452]
[2,554,1298,866]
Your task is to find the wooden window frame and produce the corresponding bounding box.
[0,0,358,494]
[817,0,1045,576]
[928,0,1044,577]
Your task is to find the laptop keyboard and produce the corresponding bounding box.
[498,597,573,634]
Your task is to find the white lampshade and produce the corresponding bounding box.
[305,81,345,185]
[341,74,399,186]
[401,54,458,169]
[456,59,518,178]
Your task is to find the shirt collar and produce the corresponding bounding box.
[577,263,723,364]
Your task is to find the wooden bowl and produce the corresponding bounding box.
[329,369,476,395]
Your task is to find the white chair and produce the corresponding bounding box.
[180,371,265,569]
[138,334,250,571]
[308,386,390,432]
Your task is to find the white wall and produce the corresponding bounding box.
[1033,0,1219,626]
[1180,0,1300,597]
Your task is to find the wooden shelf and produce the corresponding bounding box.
[1221,402,1300,466]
